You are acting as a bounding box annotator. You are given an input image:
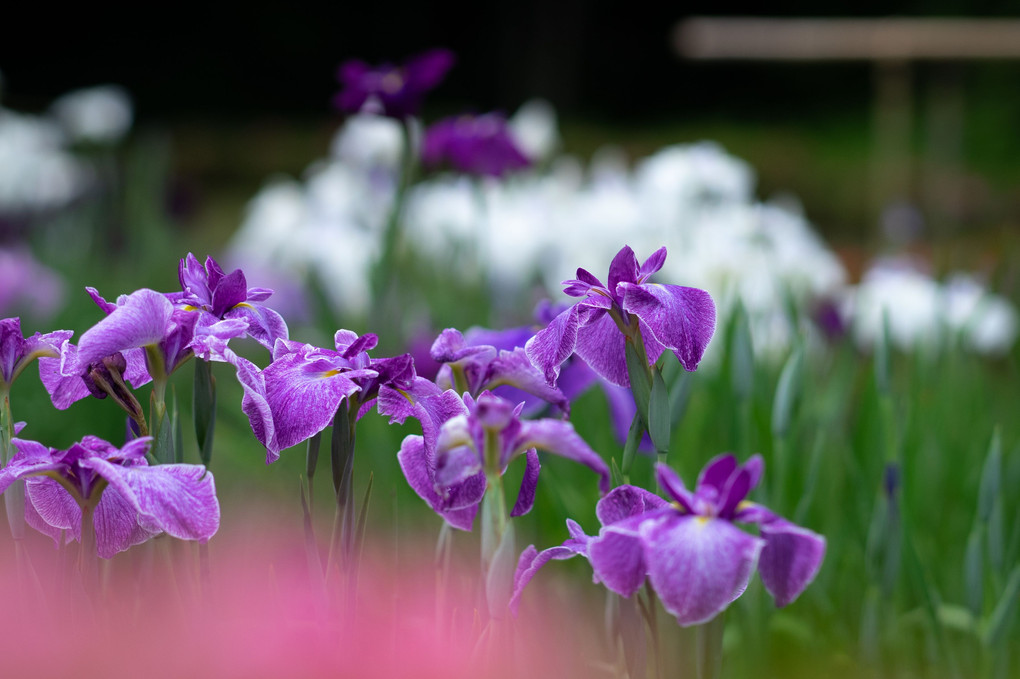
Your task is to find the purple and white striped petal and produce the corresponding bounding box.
[81,457,220,545]
[77,289,174,369]
[619,282,716,373]
[574,312,665,388]
[525,305,580,386]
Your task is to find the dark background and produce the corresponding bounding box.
[3,3,1018,122]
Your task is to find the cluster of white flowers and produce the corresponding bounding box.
[231,101,1017,359]
[847,260,1018,356]
[0,82,133,218]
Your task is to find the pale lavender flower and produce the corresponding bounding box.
[512,455,825,624]
[0,434,219,558]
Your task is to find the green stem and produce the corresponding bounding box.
[696,613,726,679]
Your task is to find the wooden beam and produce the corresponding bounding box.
[676,18,1020,61]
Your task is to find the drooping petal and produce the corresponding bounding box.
[397,435,481,531]
[38,340,91,410]
[0,445,65,496]
[486,348,569,414]
[514,419,609,494]
[93,485,160,558]
[596,484,669,526]
[261,352,369,453]
[641,514,764,626]
[376,379,443,424]
[82,458,220,544]
[758,518,826,608]
[510,448,541,517]
[434,445,482,489]
[77,289,174,369]
[620,282,716,372]
[25,476,80,540]
[510,537,588,616]
[225,304,288,349]
[525,305,580,385]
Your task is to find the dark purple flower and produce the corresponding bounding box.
[422,113,531,178]
[0,434,219,558]
[333,49,454,119]
[229,330,415,463]
[382,388,609,531]
[526,245,716,388]
[511,455,825,624]
[172,253,289,350]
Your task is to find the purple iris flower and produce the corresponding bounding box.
[0,318,71,391]
[430,328,568,414]
[526,245,716,388]
[38,288,245,411]
[333,48,454,119]
[422,113,531,178]
[381,388,610,531]
[0,435,219,558]
[511,454,825,625]
[230,330,415,463]
[171,253,288,350]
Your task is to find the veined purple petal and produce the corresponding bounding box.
[596,484,669,526]
[82,457,220,544]
[696,454,738,498]
[376,379,443,424]
[85,286,119,315]
[641,514,764,626]
[25,476,80,541]
[261,352,366,453]
[0,448,65,496]
[717,467,753,520]
[225,304,288,349]
[607,245,640,298]
[77,289,174,368]
[92,484,160,558]
[514,419,609,494]
[620,282,716,372]
[226,351,278,462]
[397,435,481,531]
[431,328,494,365]
[510,448,541,517]
[210,269,248,317]
[758,518,826,608]
[38,340,92,410]
[525,305,579,386]
[574,312,665,388]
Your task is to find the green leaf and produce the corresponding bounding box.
[874,308,892,394]
[964,526,984,617]
[771,346,803,439]
[978,428,1002,524]
[624,339,651,425]
[620,413,644,478]
[982,564,1020,648]
[729,302,754,402]
[192,361,217,467]
[648,367,670,455]
[484,520,516,618]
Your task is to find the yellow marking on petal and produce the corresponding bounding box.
[234,302,254,309]
[182,305,199,311]
[322,369,343,378]
[670,501,688,514]
[736,501,754,511]
[695,516,710,525]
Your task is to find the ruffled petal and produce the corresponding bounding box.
[77,289,174,368]
[82,458,220,544]
[641,514,764,626]
[93,485,160,558]
[620,282,716,372]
